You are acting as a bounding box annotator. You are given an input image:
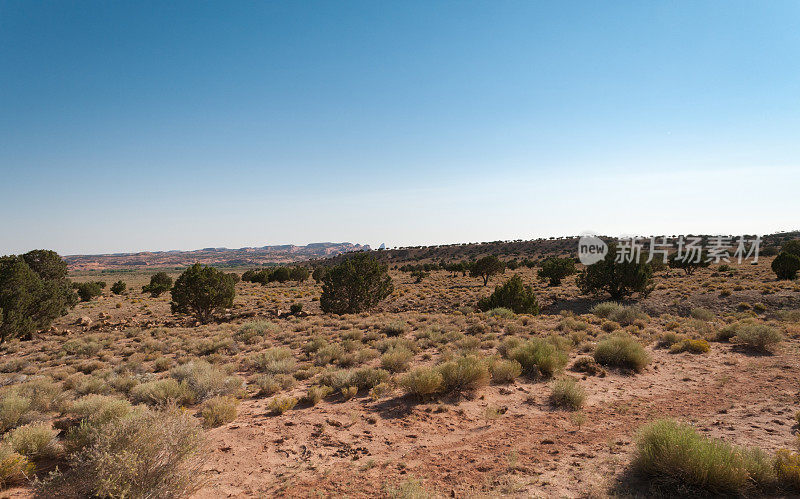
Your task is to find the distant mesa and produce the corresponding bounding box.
[64,242,366,271]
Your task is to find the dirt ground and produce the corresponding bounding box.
[1,260,799,498]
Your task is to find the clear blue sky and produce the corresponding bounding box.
[2,1,799,255]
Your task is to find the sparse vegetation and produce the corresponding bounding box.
[0,239,797,496]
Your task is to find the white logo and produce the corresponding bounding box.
[578,232,607,265]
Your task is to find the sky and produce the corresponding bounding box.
[1,1,799,255]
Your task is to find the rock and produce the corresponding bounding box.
[76,316,92,327]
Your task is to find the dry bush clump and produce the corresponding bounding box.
[0,444,33,489]
[633,419,776,495]
[267,396,297,415]
[380,347,414,373]
[40,406,205,498]
[507,338,568,378]
[170,360,243,402]
[732,323,783,353]
[200,396,238,428]
[130,378,192,406]
[2,421,60,460]
[437,355,490,394]
[549,377,586,410]
[669,338,710,354]
[488,359,522,384]
[401,367,443,400]
[594,332,650,373]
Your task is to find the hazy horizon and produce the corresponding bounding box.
[3,1,799,255]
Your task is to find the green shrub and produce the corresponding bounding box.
[11,378,62,414]
[41,407,205,498]
[0,254,76,344]
[782,239,800,258]
[110,280,126,295]
[320,253,393,314]
[142,272,173,297]
[772,252,800,280]
[3,421,60,460]
[312,267,327,283]
[170,264,236,323]
[401,367,443,400]
[437,355,490,394]
[537,257,576,286]
[0,444,33,489]
[268,267,291,283]
[549,378,586,410]
[577,244,653,300]
[289,266,310,282]
[77,281,104,302]
[289,303,303,314]
[21,249,68,281]
[634,419,775,494]
[489,359,522,384]
[508,338,568,378]
[594,333,650,372]
[253,375,281,397]
[477,275,539,314]
[200,396,237,428]
[470,255,505,286]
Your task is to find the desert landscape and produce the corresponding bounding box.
[1,235,800,497]
[4,2,800,497]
